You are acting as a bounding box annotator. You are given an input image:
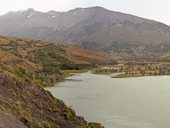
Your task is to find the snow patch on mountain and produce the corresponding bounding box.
[27,12,36,18]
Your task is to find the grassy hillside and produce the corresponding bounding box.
[0,36,112,87]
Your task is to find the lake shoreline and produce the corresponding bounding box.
[46,71,170,128]
[93,69,170,79]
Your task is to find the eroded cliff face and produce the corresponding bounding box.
[0,70,103,128]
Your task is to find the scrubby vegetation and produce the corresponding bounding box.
[0,36,111,87]
[93,62,170,78]
[0,36,107,128]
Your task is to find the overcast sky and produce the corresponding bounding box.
[0,0,170,25]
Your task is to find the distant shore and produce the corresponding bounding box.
[93,63,170,78]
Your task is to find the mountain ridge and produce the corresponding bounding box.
[2,6,169,25]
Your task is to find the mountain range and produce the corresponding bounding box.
[1,6,170,60]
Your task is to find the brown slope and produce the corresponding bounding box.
[61,45,111,64]
[0,35,112,66]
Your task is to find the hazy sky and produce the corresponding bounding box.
[0,0,170,25]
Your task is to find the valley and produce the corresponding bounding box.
[0,5,170,128]
[0,34,170,128]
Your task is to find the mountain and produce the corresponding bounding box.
[0,35,106,128]
[1,7,170,60]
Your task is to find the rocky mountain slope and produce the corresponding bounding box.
[1,7,170,60]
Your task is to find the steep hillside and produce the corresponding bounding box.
[1,7,170,59]
[0,69,103,128]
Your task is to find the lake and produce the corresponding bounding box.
[46,71,170,128]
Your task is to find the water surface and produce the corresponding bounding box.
[46,72,170,128]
